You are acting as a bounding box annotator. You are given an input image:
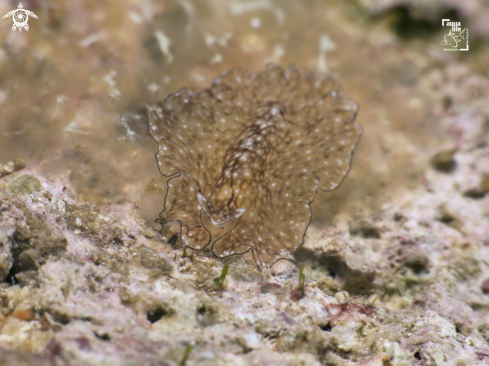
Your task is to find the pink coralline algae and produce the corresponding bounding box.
[148,64,361,268]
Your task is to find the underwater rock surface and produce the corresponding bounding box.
[1,77,489,363]
[1,0,489,365]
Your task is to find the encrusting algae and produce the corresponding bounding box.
[149,64,361,269]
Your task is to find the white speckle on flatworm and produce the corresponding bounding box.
[148,64,361,269]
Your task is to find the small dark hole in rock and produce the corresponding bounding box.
[438,213,454,225]
[361,227,381,239]
[463,188,486,199]
[79,316,93,323]
[52,312,71,325]
[414,351,422,360]
[4,264,18,286]
[320,323,333,332]
[394,213,404,222]
[384,6,461,40]
[94,332,110,341]
[350,223,381,239]
[405,254,429,274]
[196,304,219,327]
[112,236,124,245]
[147,306,167,323]
[431,152,457,173]
[169,233,178,245]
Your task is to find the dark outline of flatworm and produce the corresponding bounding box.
[148,64,362,270]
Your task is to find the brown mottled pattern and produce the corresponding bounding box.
[148,64,361,268]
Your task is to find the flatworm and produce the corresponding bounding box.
[148,64,361,269]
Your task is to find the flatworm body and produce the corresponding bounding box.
[148,64,361,269]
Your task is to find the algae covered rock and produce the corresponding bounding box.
[0,229,13,281]
[11,201,67,276]
[7,175,41,195]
